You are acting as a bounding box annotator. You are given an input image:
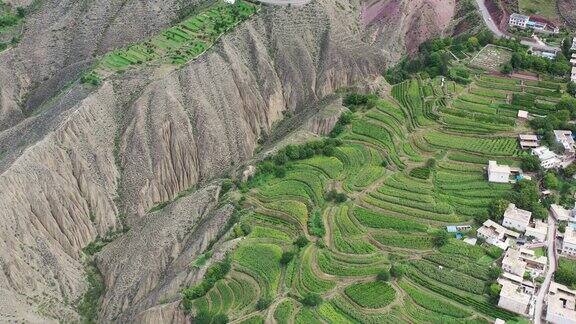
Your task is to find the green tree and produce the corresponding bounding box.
[377,270,391,282]
[280,251,294,265]
[488,283,502,304]
[544,172,559,190]
[562,37,573,57]
[294,236,309,248]
[256,297,272,310]
[521,155,542,172]
[501,62,513,75]
[390,264,405,279]
[467,36,479,49]
[512,179,540,211]
[568,82,576,96]
[301,293,323,307]
[488,199,509,222]
[532,205,548,220]
[488,266,503,281]
[432,230,449,247]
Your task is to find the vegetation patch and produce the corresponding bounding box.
[344,281,395,309]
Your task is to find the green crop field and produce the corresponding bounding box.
[82,0,259,82]
[178,70,547,322]
[518,0,558,20]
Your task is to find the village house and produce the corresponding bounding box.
[498,280,531,316]
[477,219,520,249]
[499,272,536,295]
[532,146,561,169]
[562,226,576,258]
[551,204,572,221]
[508,13,559,33]
[502,247,547,278]
[509,13,530,28]
[572,66,576,83]
[571,53,576,66]
[546,282,576,324]
[554,130,575,153]
[519,247,547,274]
[488,161,511,183]
[503,203,532,232]
[519,134,540,150]
[525,219,548,242]
[517,110,529,120]
[532,48,558,60]
[502,249,527,277]
[572,37,576,51]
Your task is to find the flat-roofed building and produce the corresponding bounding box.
[572,38,576,51]
[546,282,576,324]
[503,203,532,232]
[518,110,529,119]
[562,227,576,257]
[551,204,572,221]
[488,161,511,183]
[555,130,575,153]
[477,219,520,249]
[572,67,576,83]
[525,219,548,242]
[502,247,547,278]
[498,280,531,315]
[502,249,527,276]
[519,247,547,274]
[519,134,540,150]
[533,146,561,169]
[509,13,529,28]
[499,272,536,294]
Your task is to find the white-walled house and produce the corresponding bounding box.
[551,204,572,221]
[488,161,511,183]
[502,203,532,232]
[519,134,539,150]
[525,220,548,242]
[546,282,576,324]
[532,146,561,169]
[498,280,531,315]
[554,130,575,153]
[562,226,576,258]
[477,219,520,249]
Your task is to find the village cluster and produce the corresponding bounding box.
[459,127,576,321]
[508,13,576,84]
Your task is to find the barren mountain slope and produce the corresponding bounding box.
[0,0,459,322]
[0,0,207,131]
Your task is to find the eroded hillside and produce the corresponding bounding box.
[0,0,464,322]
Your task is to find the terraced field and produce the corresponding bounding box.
[83,0,259,82]
[182,73,566,323]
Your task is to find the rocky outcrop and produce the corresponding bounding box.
[0,0,459,322]
[0,0,207,131]
[96,186,234,322]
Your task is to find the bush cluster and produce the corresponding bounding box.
[329,112,353,138]
[324,189,347,203]
[182,256,232,311]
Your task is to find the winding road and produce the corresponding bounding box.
[533,215,557,324]
[474,0,506,38]
[474,0,561,52]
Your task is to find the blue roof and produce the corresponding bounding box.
[447,226,458,233]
